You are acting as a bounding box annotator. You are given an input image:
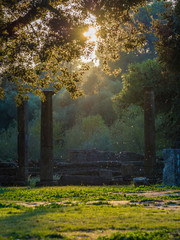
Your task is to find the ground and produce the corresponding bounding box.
[0,184,179,239]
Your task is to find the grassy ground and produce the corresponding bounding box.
[0,185,179,240]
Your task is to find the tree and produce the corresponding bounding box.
[153,0,180,72]
[113,59,180,141]
[111,0,167,74]
[0,0,147,102]
[110,105,144,153]
[65,115,111,151]
[0,0,88,102]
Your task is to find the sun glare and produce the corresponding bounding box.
[84,27,97,42]
[82,25,99,66]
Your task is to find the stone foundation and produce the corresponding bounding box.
[0,162,17,186]
[0,149,164,186]
[57,149,146,185]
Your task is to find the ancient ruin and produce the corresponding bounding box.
[163,148,180,186]
[55,149,164,185]
[0,88,177,187]
[144,87,156,182]
[57,149,144,185]
[37,91,55,186]
[17,100,29,185]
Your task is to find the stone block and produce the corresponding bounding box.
[58,175,111,185]
[121,164,133,177]
[163,149,180,186]
[99,169,112,179]
[133,177,150,186]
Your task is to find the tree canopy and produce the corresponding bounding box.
[153,0,180,72]
[113,0,180,141]
[0,0,147,102]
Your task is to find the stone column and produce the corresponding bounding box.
[39,91,54,185]
[17,100,28,185]
[144,87,156,181]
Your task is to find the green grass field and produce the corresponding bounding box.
[0,185,179,240]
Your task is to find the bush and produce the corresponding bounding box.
[0,121,17,162]
[110,105,144,153]
[65,115,112,151]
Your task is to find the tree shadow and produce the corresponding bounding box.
[0,204,69,239]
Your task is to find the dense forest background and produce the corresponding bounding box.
[0,1,179,162]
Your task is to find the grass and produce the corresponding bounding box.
[0,185,179,239]
[0,185,179,202]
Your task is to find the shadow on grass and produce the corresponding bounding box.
[0,202,179,240]
[0,204,69,239]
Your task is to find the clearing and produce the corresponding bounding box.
[0,185,179,239]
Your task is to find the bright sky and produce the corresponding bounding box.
[57,3,100,67]
[81,26,100,67]
[83,27,97,42]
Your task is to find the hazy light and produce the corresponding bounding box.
[82,26,99,66]
[81,51,99,66]
[84,27,97,42]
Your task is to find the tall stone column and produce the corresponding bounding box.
[144,87,156,181]
[39,91,54,185]
[17,100,28,185]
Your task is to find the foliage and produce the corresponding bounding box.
[113,59,180,141]
[0,1,178,161]
[0,0,147,101]
[134,1,166,55]
[28,112,41,161]
[53,120,65,159]
[0,185,179,202]
[65,115,112,151]
[98,230,174,240]
[0,92,17,129]
[112,0,167,74]
[0,121,17,162]
[110,105,144,153]
[153,0,180,72]
[114,59,164,109]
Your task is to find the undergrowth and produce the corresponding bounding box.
[0,185,179,202]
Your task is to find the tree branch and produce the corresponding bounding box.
[0,1,63,39]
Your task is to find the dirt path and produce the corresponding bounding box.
[13,190,180,209]
[16,200,180,209]
[128,190,180,197]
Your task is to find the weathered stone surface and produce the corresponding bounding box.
[0,167,17,175]
[17,101,28,184]
[0,175,16,186]
[133,177,150,186]
[68,149,144,163]
[54,149,148,185]
[40,91,54,183]
[121,164,133,177]
[0,162,18,186]
[99,169,112,179]
[58,175,111,185]
[117,152,144,162]
[163,149,180,186]
[144,87,156,179]
[0,162,17,168]
[111,176,124,185]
